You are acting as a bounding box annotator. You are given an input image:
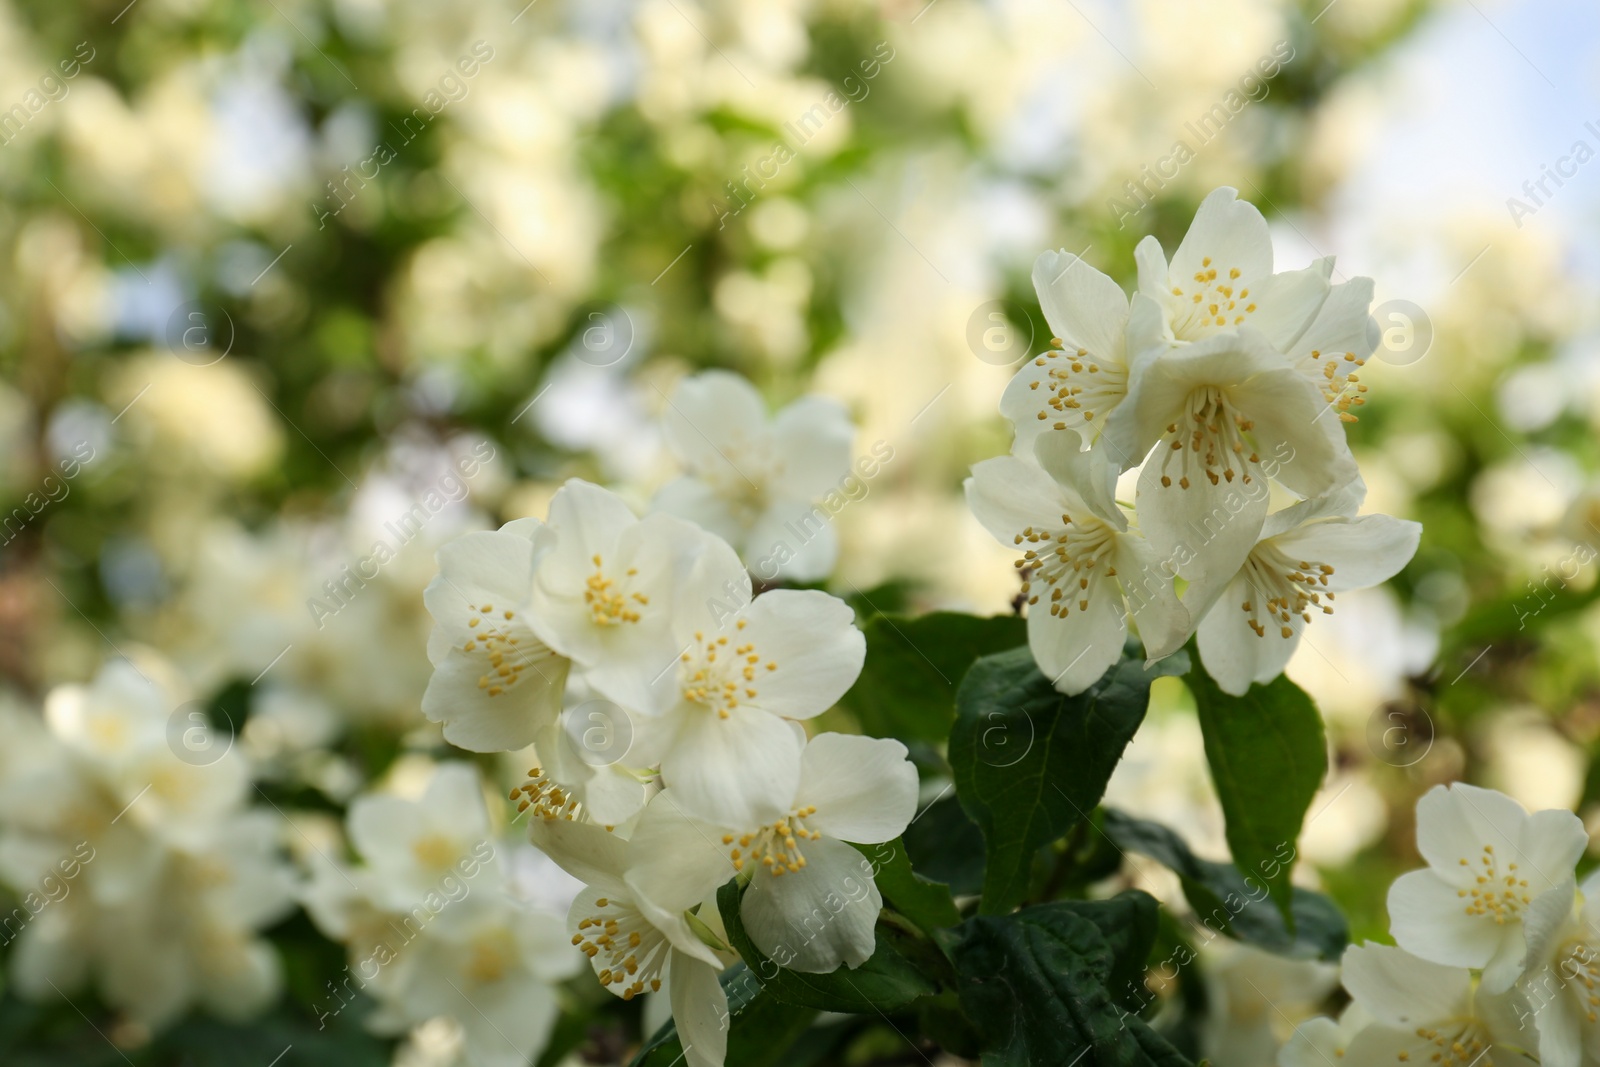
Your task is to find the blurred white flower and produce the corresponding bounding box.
[1198,939,1338,1067]
[654,370,854,582]
[1276,1003,1370,1067]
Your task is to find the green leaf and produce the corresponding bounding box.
[944,891,1193,1067]
[853,838,961,932]
[1184,661,1328,925]
[900,793,986,897]
[1102,809,1347,961]
[713,879,938,1013]
[949,645,1184,914]
[846,612,1026,742]
[630,962,817,1067]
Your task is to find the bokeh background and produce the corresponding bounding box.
[0,0,1596,1063]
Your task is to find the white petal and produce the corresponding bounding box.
[1194,576,1287,696]
[1340,942,1471,1028]
[1267,515,1420,594]
[1113,533,1191,660]
[669,952,730,1067]
[1034,431,1124,530]
[1135,440,1268,588]
[1413,783,1529,883]
[422,644,568,752]
[659,705,803,827]
[527,820,631,890]
[541,479,641,591]
[1537,989,1584,1067]
[741,837,882,973]
[745,499,838,582]
[1290,276,1376,364]
[1026,577,1126,695]
[964,456,1079,548]
[1234,365,1358,501]
[664,370,770,477]
[653,476,749,548]
[628,791,741,914]
[1277,1018,1347,1067]
[1133,236,1173,309]
[1387,869,1508,970]
[1242,262,1331,350]
[1168,188,1273,289]
[424,521,546,663]
[797,734,918,845]
[1516,809,1589,893]
[770,396,854,500]
[728,590,864,720]
[1031,249,1129,363]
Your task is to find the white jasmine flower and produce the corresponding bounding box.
[965,433,1189,694]
[629,733,917,974]
[1388,783,1586,994]
[421,519,571,752]
[1000,250,1135,458]
[528,479,705,715]
[1132,187,1333,350]
[1109,321,1359,593]
[532,820,731,1067]
[389,896,580,1067]
[1340,942,1539,1066]
[1516,870,1600,1067]
[651,541,866,826]
[1181,482,1420,693]
[347,763,500,914]
[655,370,854,582]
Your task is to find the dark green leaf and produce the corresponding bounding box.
[1184,662,1328,924]
[1103,809,1347,960]
[846,612,1026,742]
[900,794,986,897]
[630,962,817,1067]
[944,891,1192,1067]
[713,879,937,1013]
[852,837,961,932]
[950,646,1184,914]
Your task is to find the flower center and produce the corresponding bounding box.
[572,895,669,1001]
[411,833,459,872]
[1168,257,1258,340]
[1012,513,1117,618]
[463,602,547,697]
[465,935,514,984]
[1407,1021,1493,1067]
[1237,542,1336,638]
[1558,941,1600,1023]
[1152,386,1260,491]
[1026,340,1126,431]
[511,766,603,826]
[722,805,822,876]
[585,555,649,626]
[1307,347,1369,424]
[1454,843,1531,924]
[680,621,777,720]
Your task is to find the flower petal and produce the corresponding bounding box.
[728,590,864,721]
[659,704,803,827]
[770,396,854,500]
[1340,941,1471,1028]
[1387,868,1508,970]
[1167,188,1273,290]
[1026,576,1126,695]
[664,370,771,478]
[1031,249,1129,362]
[1266,514,1420,593]
[741,837,882,973]
[798,734,917,845]
[669,952,730,1067]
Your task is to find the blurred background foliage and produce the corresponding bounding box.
[1,0,1598,1062]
